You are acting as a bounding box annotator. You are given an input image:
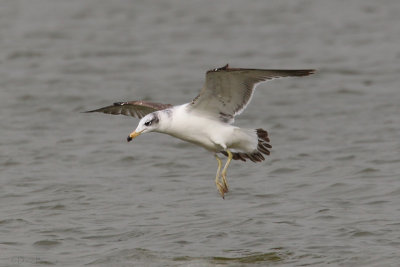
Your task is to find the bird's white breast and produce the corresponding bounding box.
[159,104,234,151]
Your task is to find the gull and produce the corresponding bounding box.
[86,64,314,198]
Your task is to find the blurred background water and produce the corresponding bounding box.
[1,0,400,266]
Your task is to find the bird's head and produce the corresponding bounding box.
[127,113,160,142]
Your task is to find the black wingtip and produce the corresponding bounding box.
[82,109,95,113]
[83,101,126,114]
[292,69,315,76]
[287,69,316,77]
[220,64,229,70]
[209,64,230,73]
[113,102,126,106]
[307,69,316,75]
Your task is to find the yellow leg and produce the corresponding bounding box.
[221,149,233,194]
[214,154,225,198]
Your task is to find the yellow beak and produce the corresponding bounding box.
[127,130,142,142]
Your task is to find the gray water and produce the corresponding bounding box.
[1,0,400,266]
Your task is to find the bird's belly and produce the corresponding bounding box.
[164,116,229,151]
[166,126,220,151]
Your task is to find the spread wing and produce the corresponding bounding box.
[189,64,314,123]
[85,101,173,119]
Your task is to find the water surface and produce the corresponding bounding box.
[1,0,400,266]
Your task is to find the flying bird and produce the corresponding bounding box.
[86,64,314,198]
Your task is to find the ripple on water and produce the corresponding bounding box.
[0,218,32,227]
[354,167,380,175]
[33,239,62,248]
[1,158,21,167]
[269,167,298,175]
[173,251,289,265]
[211,252,285,264]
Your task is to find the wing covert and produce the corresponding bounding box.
[85,101,173,119]
[190,64,314,122]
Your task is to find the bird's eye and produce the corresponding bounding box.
[144,120,152,126]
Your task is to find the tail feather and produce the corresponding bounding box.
[220,128,271,162]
